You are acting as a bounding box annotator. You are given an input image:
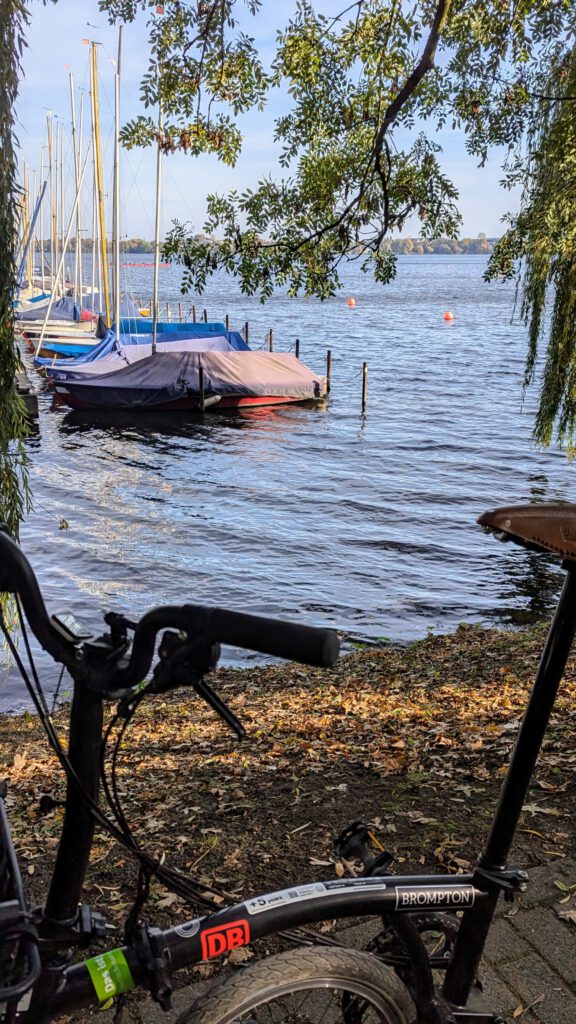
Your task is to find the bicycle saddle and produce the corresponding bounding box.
[478,503,576,559]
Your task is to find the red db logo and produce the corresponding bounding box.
[200,920,250,960]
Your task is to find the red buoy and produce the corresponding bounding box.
[347,297,356,308]
[443,310,454,321]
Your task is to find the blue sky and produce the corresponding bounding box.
[17,0,519,240]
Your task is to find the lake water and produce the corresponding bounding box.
[4,255,571,711]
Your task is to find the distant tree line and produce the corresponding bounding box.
[37,234,495,256]
[385,233,494,255]
[38,238,154,253]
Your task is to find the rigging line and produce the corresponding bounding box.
[163,161,201,222]
[120,156,156,236]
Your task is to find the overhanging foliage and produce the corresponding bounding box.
[0,1,31,538]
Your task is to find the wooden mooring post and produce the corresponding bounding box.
[361,361,368,413]
[244,321,249,343]
[225,313,230,333]
[192,304,197,322]
[269,329,273,352]
[199,364,205,411]
[203,308,208,323]
[295,337,300,359]
[15,369,38,420]
[178,301,182,322]
[326,349,332,393]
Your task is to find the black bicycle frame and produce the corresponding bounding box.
[24,563,576,1024]
[46,875,490,1019]
[442,561,576,1007]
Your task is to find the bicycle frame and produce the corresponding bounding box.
[15,562,576,1024]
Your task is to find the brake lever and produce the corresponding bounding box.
[192,678,246,740]
[149,633,245,738]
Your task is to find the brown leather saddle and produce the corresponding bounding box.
[478,503,576,559]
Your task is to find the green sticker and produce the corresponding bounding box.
[85,949,135,1002]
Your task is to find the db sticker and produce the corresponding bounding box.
[200,920,250,960]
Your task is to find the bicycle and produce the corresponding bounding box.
[1,502,574,1024]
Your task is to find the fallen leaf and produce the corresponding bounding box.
[156,893,179,909]
[228,947,253,964]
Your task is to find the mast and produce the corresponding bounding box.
[89,92,102,311]
[23,164,31,288]
[39,149,45,292]
[69,72,82,305]
[36,155,89,354]
[59,122,64,291]
[47,114,56,291]
[90,41,111,326]
[31,169,37,286]
[113,26,123,333]
[151,98,163,355]
[77,93,84,305]
[91,179,97,318]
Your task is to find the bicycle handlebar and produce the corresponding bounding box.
[110,605,339,689]
[0,530,340,690]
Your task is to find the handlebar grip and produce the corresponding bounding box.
[110,604,340,689]
[199,607,340,667]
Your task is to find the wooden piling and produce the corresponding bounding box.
[295,338,300,359]
[326,349,332,393]
[192,304,197,323]
[203,308,208,323]
[244,321,249,343]
[225,313,230,333]
[15,370,38,419]
[199,363,205,411]
[361,361,368,413]
[166,302,170,320]
[269,329,273,352]
[178,301,182,322]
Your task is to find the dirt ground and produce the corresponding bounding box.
[2,622,575,943]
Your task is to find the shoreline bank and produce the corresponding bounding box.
[2,621,575,927]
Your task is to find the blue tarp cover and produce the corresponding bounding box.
[42,332,239,376]
[36,325,249,369]
[17,296,81,322]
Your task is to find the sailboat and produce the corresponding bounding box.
[49,46,328,413]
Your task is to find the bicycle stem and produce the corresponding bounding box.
[442,561,576,1007]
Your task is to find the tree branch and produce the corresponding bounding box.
[373,0,451,154]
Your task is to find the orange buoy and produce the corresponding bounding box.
[347,297,356,308]
[443,310,454,321]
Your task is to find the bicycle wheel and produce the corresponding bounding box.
[178,947,416,1024]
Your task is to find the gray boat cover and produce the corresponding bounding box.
[50,335,237,381]
[53,351,326,408]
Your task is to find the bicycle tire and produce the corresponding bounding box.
[177,946,417,1024]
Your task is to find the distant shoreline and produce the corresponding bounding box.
[36,236,498,256]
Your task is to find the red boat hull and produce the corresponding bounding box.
[52,387,321,413]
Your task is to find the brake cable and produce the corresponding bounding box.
[3,609,339,947]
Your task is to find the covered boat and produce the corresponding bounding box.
[50,345,327,411]
[17,295,83,323]
[35,323,249,367]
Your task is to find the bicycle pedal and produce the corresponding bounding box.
[334,821,371,861]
